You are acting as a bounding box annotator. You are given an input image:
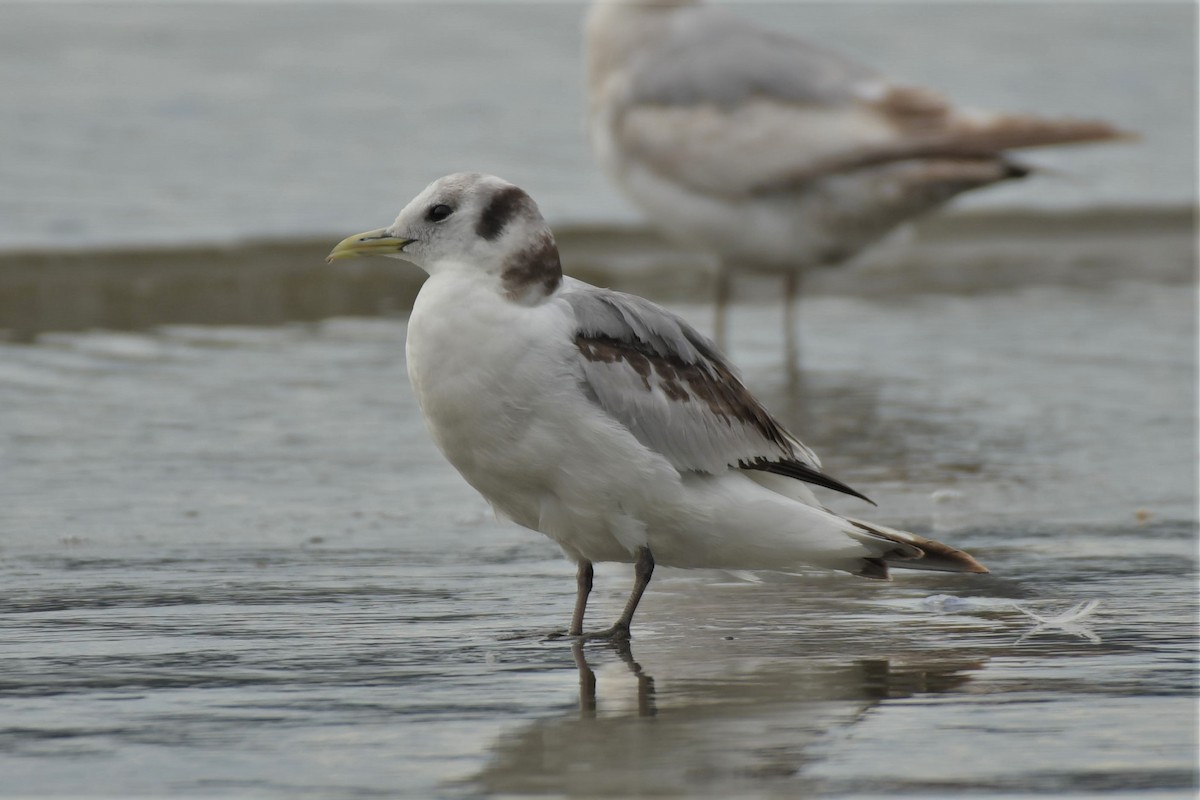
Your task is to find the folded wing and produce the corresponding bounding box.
[609,4,1127,197]
[561,279,870,503]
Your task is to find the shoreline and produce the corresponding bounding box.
[1,206,1194,341]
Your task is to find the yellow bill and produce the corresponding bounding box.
[326,228,411,262]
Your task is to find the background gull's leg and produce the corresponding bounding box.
[714,261,732,351]
[783,269,803,384]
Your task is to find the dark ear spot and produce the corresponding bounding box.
[476,186,531,241]
[501,232,562,301]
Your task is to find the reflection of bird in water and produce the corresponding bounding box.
[586,0,1129,368]
[328,173,987,642]
[572,641,656,719]
[474,639,984,796]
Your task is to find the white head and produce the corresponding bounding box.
[328,172,562,304]
[586,0,700,97]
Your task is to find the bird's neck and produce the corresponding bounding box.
[422,234,563,308]
[498,230,563,306]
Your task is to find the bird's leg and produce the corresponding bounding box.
[545,560,594,640]
[714,262,732,351]
[617,546,655,631]
[569,560,594,637]
[783,269,803,384]
[584,546,655,642]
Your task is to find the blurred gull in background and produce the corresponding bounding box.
[586,0,1130,368]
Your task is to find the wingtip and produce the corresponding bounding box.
[852,518,990,576]
[1079,123,1140,145]
[840,483,877,506]
[980,115,1138,149]
[931,547,990,575]
[962,557,990,575]
[739,458,875,505]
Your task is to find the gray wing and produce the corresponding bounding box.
[560,279,871,503]
[602,5,958,195]
[605,5,1121,196]
[624,5,879,110]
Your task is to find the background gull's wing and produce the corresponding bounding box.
[607,4,1125,196]
[560,279,871,503]
[622,5,879,111]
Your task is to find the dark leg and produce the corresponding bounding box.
[584,546,655,642]
[783,270,803,384]
[569,560,594,637]
[542,560,593,640]
[714,262,732,351]
[616,547,655,631]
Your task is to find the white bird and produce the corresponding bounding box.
[328,173,987,641]
[586,0,1128,365]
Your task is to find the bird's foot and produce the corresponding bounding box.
[544,622,630,644]
[581,622,631,642]
[500,629,570,642]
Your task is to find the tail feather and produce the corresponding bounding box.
[845,517,989,580]
[847,115,1132,174]
[937,112,1136,152]
[766,113,1134,189]
[874,84,1135,151]
[873,81,1133,151]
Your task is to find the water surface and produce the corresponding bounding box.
[0,2,1193,249]
[1,282,1195,797]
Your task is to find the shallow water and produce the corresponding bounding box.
[1,281,1196,797]
[0,2,1194,249]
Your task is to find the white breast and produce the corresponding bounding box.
[404,271,684,562]
[405,271,574,526]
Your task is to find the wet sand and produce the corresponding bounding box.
[0,207,1194,341]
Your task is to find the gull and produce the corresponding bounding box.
[328,173,987,641]
[586,0,1129,364]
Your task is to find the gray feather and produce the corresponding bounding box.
[560,280,871,504]
[625,5,877,110]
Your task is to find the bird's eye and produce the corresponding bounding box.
[426,204,453,222]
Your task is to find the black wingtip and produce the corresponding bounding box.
[815,472,877,506]
[1002,158,1034,180]
[739,459,875,505]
